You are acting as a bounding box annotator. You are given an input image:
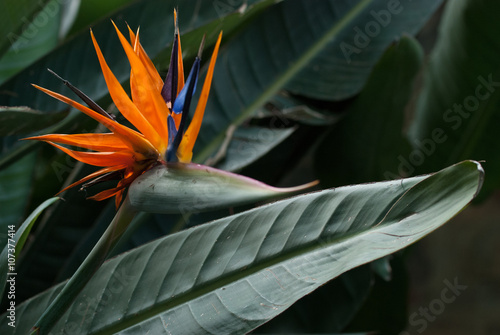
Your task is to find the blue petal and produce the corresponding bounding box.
[172,58,200,115]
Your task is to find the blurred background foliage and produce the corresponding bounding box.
[0,0,498,334]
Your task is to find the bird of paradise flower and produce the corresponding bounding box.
[25,11,221,208]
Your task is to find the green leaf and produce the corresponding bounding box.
[409,0,500,196]
[254,93,340,126]
[316,35,423,187]
[0,197,59,299]
[284,0,442,100]
[0,107,68,136]
[0,152,36,248]
[0,0,51,56]
[213,126,296,172]
[0,160,483,334]
[0,0,63,85]
[192,0,442,162]
[67,0,137,36]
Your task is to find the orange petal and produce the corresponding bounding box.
[128,25,163,92]
[32,84,158,158]
[57,164,127,195]
[47,142,134,167]
[177,31,222,163]
[170,8,184,130]
[91,29,164,151]
[114,189,125,208]
[112,22,170,153]
[88,186,125,201]
[25,133,129,152]
[176,26,185,95]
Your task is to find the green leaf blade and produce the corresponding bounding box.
[409,0,500,195]
[0,197,59,299]
[0,161,483,334]
[193,0,443,162]
[0,107,68,136]
[316,35,423,186]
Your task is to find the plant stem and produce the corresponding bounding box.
[31,196,137,335]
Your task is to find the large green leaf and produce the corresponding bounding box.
[0,107,68,136]
[192,0,443,162]
[211,126,296,172]
[0,197,59,299]
[67,0,137,36]
[0,0,64,85]
[0,161,483,334]
[316,35,422,187]
[0,0,51,56]
[409,0,500,196]
[284,0,442,100]
[254,93,340,126]
[0,152,36,248]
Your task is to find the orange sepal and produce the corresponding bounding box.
[47,142,134,167]
[176,29,185,95]
[88,186,125,201]
[32,84,158,158]
[128,25,163,92]
[112,22,170,153]
[25,133,129,152]
[56,164,127,195]
[91,29,164,151]
[177,31,222,163]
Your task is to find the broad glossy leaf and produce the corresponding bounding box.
[284,0,442,100]
[254,93,340,126]
[409,0,500,196]
[213,126,296,172]
[0,161,483,334]
[192,0,442,162]
[0,152,36,248]
[0,107,68,136]
[316,36,422,187]
[0,0,62,85]
[67,0,136,36]
[0,0,51,56]
[0,197,59,298]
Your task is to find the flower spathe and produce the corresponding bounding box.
[25,12,222,208]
